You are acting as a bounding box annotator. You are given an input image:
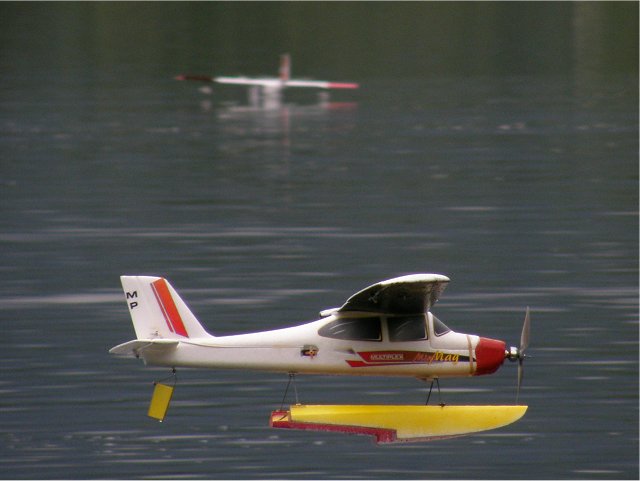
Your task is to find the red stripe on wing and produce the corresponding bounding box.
[151,278,189,338]
[327,82,359,89]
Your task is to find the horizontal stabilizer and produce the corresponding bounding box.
[109,339,179,357]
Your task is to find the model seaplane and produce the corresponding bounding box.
[110,274,530,443]
[175,53,359,108]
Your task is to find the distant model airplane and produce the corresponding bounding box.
[176,53,359,104]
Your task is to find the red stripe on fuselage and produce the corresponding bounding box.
[347,351,466,367]
[151,278,189,338]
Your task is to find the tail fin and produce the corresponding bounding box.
[279,53,291,82]
[120,276,212,340]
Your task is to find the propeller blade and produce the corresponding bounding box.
[516,358,524,404]
[516,307,530,404]
[520,306,530,355]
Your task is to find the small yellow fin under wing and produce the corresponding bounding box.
[148,383,174,422]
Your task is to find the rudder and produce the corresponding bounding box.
[120,276,212,340]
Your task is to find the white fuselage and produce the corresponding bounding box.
[138,312,483,380]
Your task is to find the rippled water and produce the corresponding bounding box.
[2,4,638,480]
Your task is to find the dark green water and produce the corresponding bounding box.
[1,3,638,479]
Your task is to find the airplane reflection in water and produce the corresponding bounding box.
[211,94,357,157]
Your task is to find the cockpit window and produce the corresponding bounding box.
[387,315,428,342]
[433,315,451,336]
[318,317,382,341]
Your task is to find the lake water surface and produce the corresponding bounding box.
[1,3,638,479]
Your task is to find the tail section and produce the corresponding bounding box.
[279,53,291,82]
[120,276,212,340]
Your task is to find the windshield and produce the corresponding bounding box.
[432,314,451,336]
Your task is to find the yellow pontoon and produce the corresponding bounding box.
[271,404,528,443]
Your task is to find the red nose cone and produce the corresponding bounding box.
[475,337,506,376]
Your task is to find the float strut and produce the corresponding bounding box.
[425,378,445,406]
[280,372,299,409]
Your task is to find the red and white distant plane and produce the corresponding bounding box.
[176,53,359,106]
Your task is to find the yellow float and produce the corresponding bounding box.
[271,404,528,443]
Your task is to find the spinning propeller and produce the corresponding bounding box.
[506,307,531,404]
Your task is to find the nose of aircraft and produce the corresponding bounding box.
[474,337,506,375]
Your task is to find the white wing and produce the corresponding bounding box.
[284,80,359,89]
[214,76,359,90]
[214,76,283,87]
[327,274,450,316]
